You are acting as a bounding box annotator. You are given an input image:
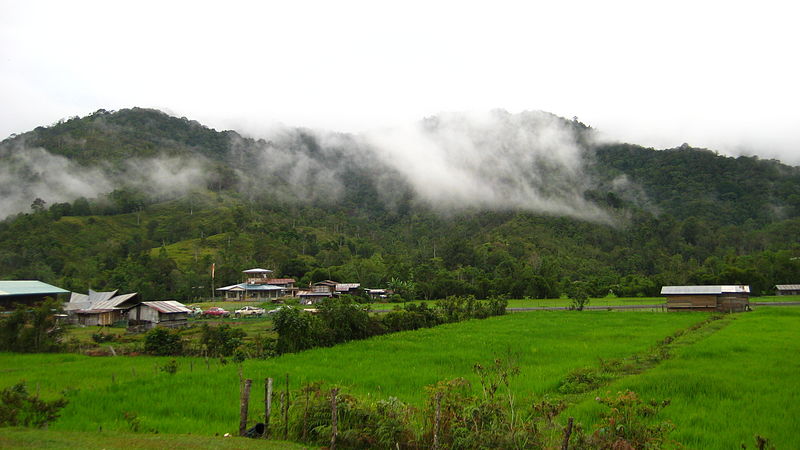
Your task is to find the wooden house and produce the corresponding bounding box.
[65,290,139,326]
[775,284,800,296]
[335,283,362,296]
[267,278,298,297]
[661,285,750,312]
[312,280,338,294]
[126,301,191,330]
[298,290,333,305]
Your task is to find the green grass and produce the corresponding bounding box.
[565,307,800,449]
[0,427,309,449]
[0,311,706,436]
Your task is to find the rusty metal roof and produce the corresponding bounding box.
[267,278,296,284]
[661,285,750,295]
[139,301,191,314]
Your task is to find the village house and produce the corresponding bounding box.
[335,283,362,296]
[775,284,800,296]
[298,281,366,305]
[126,301,191,331]
[366,288,391,301]
[64,289,140,326]
[661,285,750,312]
[216,268,291,301]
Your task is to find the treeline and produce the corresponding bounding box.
[136,296,507,360]
[2,189,800,302]
[272,296,507,355]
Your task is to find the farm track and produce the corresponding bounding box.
[561,313,734,399]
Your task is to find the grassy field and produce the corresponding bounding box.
[1,311,706,436]
[565,307,800,449]
[4,307,799,447]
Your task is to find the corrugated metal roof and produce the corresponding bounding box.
[661,285,750,295]
[243,268,273,273]
[64,301,91,311]
[140,301,191,314]
[69,292,89,303]
[776,284,800,290]
[336,283,361,291]
[298,290,333,296]
[88,289,118,303]
[67,291,138,310]
[0,280,70,296]
[107,293,138,306]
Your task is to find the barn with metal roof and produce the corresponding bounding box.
[775,284,800,296]
[661,285,750,312]
[126,300,191,330]
[0,280,69,308]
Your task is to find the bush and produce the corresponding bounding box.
[91,331,116,343]
[0,299,65,353]
[0,382,68,428]
[143,327,183,356]
[200,324,246,357]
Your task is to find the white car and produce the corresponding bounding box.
[234,306,266,317]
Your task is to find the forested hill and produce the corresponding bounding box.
[0,107,798,302]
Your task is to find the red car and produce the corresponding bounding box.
[202,307,230,317]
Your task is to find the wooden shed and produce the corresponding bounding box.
[126,301,191,330]
[661,285,750,312]
[775,284,800,296]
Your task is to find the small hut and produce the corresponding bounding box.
[775,284,800,296]
[661,285,750,312]
[126,301,191,330]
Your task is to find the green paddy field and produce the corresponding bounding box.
[1,305,798,448]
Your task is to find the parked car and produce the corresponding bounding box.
[267,305,291,314]
[188,306,203,317]
[203,307,230,317]
[234,305,266,317]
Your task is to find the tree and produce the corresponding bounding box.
[567,282,590,311]
[30,198,46,213]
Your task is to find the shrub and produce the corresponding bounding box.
[200,323,246,357]
[588,390,674,449]
[0,382,68,428]
[0,299,65,352]
[91,331,115,343]
[143,327,183,356]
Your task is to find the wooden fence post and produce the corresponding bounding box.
[561,417,574,450]
[264,377,273,439]
[239,378,252,437]
[330,388,340,450]
[433,391,443,450]
[283,373,290,440]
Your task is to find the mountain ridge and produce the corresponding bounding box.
[0,107,798,301]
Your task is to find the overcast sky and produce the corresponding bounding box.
[1,0,798,163]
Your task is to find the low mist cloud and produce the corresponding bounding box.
[0,144,211,218]
[1,110,617,223]
[365,110,611,221]
[0,146,113,217]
